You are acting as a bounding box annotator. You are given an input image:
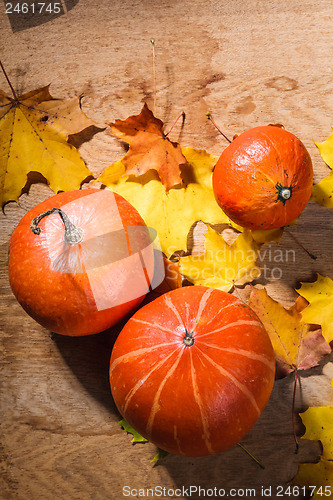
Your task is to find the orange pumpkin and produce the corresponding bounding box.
[212,125,313,230]
[8,188,155,336]
[110,286,275,457]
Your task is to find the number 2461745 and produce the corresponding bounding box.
[5,3,62,14]
[276,485,332,497]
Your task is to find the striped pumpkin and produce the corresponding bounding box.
[110,286,275,457]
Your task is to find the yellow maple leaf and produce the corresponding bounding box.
[244,226,283,244]
[0,85,94,207]
[99,147,228,258]
[301,405,333,460]
[98,147,283,258]
[292,461,333,498]
[297,274,333,345]
[179,225,261,291]
[292,383,333,498]
[249,287,331,377]
[312,133,333,208]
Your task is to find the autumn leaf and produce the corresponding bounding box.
[244,227,283,245]
[249,287,331,377]
[151,449,170,464]
[118,419,148,443]
[99,147,228,257]
[297,274,333,345]
[0,85,94,207]
[312,173,333,208]
[179,226,261,291]
[312,132,333,208]
[292,384,333,498]
[109,103,186,190]
[301,404,333,460]
[118,419,169,462]
[293,460,333,497]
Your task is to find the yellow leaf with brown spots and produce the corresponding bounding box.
[0,85,94,207]
[249,287,331,377]
[292,384,333,498]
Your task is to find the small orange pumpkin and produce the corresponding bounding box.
[212,125,313,230]
[8,188,155,336]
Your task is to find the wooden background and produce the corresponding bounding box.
[1,0,333,498]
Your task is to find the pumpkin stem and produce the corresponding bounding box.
[275,182,293,205]
[30,208,84,245]
[183,329,194,347]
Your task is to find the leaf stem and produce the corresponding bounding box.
[165,111,186,138]
[237,442,265,469]
[292,369,299,454]
[285,230,317,260]
[206,112,232,143]
[0,60,18,100]
[150,39,157,116]
[233,286,243,302]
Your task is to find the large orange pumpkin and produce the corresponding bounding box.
[212,125,313,230]
[110,286,275,457]
[8,188,155,336]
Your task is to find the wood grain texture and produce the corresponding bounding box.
[1,0,333,498]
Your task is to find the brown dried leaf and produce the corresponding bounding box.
[109,103,186,190]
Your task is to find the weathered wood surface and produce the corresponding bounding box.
[1,1,333,498]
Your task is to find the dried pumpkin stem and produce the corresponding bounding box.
[30,208,84,245]
[183,328,194,347]
[0,60,18,100]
